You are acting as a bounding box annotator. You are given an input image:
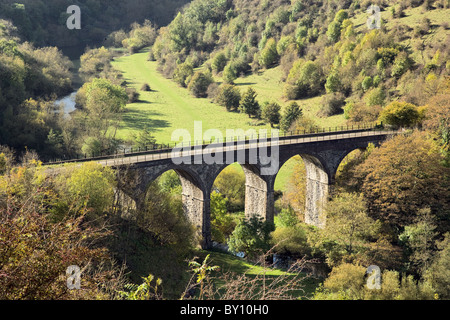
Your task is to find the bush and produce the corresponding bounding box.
[215,84,241,111]
[227,215,275,260]
[141,83,151,91]
[187,71,214,98]
[261,102,281,127]
[318,93,345,117]
[378,101,421,128]
[173,62,194,87]
[239,87,260,118]
[212,51,228,73]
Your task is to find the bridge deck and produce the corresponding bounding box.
[65,129,395,168]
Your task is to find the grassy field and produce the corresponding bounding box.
[111,50,273,144]
[111,49,349,146]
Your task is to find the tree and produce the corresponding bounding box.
[399,208,438,274]
[325,71,341,93]
[239,87,260,118]
[187,71,214,98]
[324,193,381,257]
[227,215,275,260]
[281,102,302,132]
[223,62,237,84]
[215,84,241,111]
[378,101,421,128]
[424,233,450,299]
[58,162,116,221]
[261,102,281,127]
[213,165,245,211]
[364,87,386,107]
[355,131,450,230]
[361,76,373,92]
[210,191,236,243]
[173,62,194,87]
[286,59,323,98]
[259,38,279,69]
[133,127,156,150]
[212,51,228,73]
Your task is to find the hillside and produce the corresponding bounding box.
[149,0,448,129]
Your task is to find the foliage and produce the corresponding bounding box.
[213,165,245,212]
[55,162,116,221]
[378,101,421,128]
[118,274,162,300]
[424,233,450,299]
[271,223,309,258]
[210,191,236,243]
[212,51,228,73]
[259,38,278,69]
[187,71,214,98]
[227,215,275,261]
[312,263,436,300]
[0,165,120,300]
[318,93,345,117]
[173,62,194,87]
[138,183,195,253]
[261,102,281,128]
[285,59,323,99]
[281,102,302,132]
[399,208,438,274]
[185,254,220,300]
[355,131,450,230]
[215,84,241,111]
[323,193,381,262]
[239,87,260,118]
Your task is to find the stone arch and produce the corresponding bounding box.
[209,162,274,224]
[276,153,329,228]
[117,164,210,248]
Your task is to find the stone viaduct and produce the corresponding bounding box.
[89,128,396,249]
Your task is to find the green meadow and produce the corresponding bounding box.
[111,49,348,146]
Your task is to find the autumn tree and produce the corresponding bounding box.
[355,131,450,230]
[378,101,421,128]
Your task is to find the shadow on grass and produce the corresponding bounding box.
[121,108,171,132]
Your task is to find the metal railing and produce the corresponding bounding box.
[44,122,394,167]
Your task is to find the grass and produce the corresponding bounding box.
[111,50,273,145]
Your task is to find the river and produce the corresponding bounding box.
[54,44,88,116]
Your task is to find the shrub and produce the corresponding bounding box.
[378,101,421,128]
[261,102,281,127]
[281,102,302,132]
[239,87,260,118]
[173,62,194,87]
[187,71,214,98]
[215,84,241,111]
[227,215,275,260]
[318,93,345,117]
